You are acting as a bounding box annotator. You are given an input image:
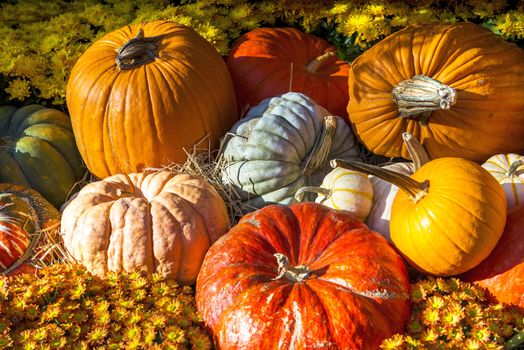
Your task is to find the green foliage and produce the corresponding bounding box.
[0,264,212,349]
[0,0,523,105]
[380,277,524,350]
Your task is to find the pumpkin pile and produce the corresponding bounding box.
[1,15,523,350]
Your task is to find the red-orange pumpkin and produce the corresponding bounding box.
[460,205,524,308]
[196,203,410,349]
[67,20,238,179]
[227,27,350,119]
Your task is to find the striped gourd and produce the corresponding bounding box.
[0,184,60,274]
[296,167,373,221]
[0,222,30,270]
[482,154,524,214]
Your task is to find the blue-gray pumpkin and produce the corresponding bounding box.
[221,92,360,211]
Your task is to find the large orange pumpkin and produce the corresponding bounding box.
[227,27,350,119]
[348,23,524,162]
[196,203,410,349]
[66,21,237,179]
[460,205,524,307]
[61,171,230,285]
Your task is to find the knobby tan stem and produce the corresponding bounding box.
[116,28,165,70]
[295,186,331,202]
[402,132,430,170]
[331,159,429,203]
[302,116,337,175]
[392,75,456,123]
[507,159,524,177]
[306,51,337,73]
[272,253,312,283]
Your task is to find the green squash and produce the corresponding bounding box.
[0,105,84,208]
[221,92,360,211]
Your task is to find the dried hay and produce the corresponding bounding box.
[156,135,245,226]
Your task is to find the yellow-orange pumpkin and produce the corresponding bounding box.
[333,158,507,276]
[66,21,237,179]
[61,171,230,285]
[348,23,524,162]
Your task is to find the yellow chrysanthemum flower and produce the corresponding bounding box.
[495,11,524,40]
[465,338,483,350]
[164,325,186,344]
[422,308,440,326]
[422,328,438,342]
[330,3,351,16]
[340,13,375,36]
[380,333,405,349]
[5,79,31,101]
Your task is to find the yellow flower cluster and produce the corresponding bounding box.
[0,264,212,349]
[380,277,524,350]
[0,0,523,105]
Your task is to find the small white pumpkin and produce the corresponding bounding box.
[296,167,373,221]
[482,153,524,213]
[365,133,429,241]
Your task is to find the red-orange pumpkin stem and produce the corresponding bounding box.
[302,116,337,175]
[306,51,337,73]
[272,253,312,283]
[331,159,429,203]
[116,28,165,70]
[392,75,456,124]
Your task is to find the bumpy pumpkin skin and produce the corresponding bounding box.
[222,92,359,211]
[196,203,410,350]
[67,21,238,179]
[62,171,230,285]
[227,27,350,119]
[0,105,84,207]
[460,205,524,308]
[0,184,60,273]
[348,23,524,162]
[391,158,507,276]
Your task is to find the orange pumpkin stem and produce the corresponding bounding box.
[272,253,312,282]
[507,159,524,177]
[306,51,337,73]
[392,75,456,123]
[402,132,430,170]
[331,159,429,203]
[116,28,165,70]
[302,116,337,175]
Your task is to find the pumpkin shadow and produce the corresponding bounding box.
[312,265,329,278]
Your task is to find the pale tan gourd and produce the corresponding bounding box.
[62,171,230,285]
